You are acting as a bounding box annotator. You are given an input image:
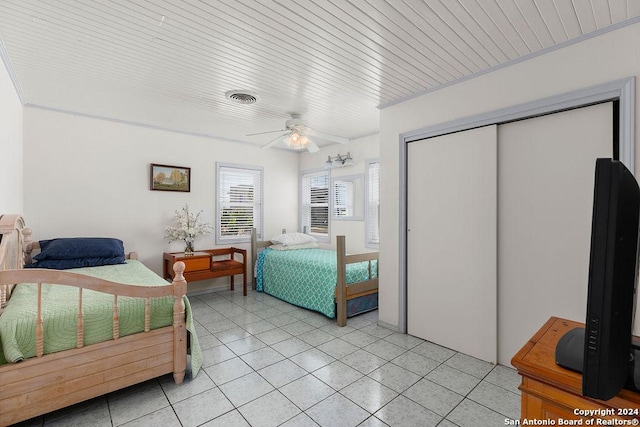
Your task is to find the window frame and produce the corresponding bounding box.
[300,168,331,243]
[331,174,365,221]
[215,162,264,245]
[365,158,380,249]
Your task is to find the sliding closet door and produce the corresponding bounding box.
[498,103,613,365]
[407,125,497,363]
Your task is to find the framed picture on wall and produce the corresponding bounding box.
[150,163,191,192]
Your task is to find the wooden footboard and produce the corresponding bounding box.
[0,326,176,425]
[251,229,379,326]
[0,214,190,425]
[335,235,379,326]
[0,262,188,426]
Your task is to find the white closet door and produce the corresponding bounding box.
[498,103,613,365]
[407,125,497,363]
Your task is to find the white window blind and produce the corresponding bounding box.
[366,160,380,247]
[301,170,329,239]
[217,164,263,244]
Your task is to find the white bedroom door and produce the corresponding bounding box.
[497,102,613,365]
[407,125,498,363]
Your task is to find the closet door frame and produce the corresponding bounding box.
[396,77,635,334]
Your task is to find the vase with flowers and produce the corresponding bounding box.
[164,204,213,254]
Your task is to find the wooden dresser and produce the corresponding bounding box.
[511,317,640,423]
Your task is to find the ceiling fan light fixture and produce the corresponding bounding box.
[287,131,309,150]
[257,114,339,153]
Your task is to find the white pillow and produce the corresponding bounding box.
[271,232,317,246]
[270,242,319,251]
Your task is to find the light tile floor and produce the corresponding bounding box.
[15,288,522,427]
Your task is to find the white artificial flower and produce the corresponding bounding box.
[164,204,213,248]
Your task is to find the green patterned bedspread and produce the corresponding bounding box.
[0,260,202,376]
[256,248,377,318]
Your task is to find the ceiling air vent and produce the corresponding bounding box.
[225,90,259,105]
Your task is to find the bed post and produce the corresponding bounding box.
[171,261,187,384]
[0,215,26,309]
[251,228,257,288]
[336,236,347,326]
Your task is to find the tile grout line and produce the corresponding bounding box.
[32,288,520,427]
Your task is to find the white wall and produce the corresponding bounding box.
[23,108,300,290]
[0,53,23,213]
[299,133,379,254]
[379,22,640,331]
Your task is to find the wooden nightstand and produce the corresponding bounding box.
[163,248,247,296]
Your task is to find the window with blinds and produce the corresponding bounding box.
[301,170,329,240]
[216,163,263,244]
[366,159,380,248]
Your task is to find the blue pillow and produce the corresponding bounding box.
[26,256,126,270]
[34,238,125,261]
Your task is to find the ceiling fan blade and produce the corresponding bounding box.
[247,129,285,137]
[261,133,286,149]
[305,129,348,144]
[306,139,320,153]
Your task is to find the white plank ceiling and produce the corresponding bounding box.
[0,0,638,148]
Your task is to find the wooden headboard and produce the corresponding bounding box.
[0,214,31,310]
[250,228,270,270]
[0,215,30,269]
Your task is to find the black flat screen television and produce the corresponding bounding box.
[556,158,640,401]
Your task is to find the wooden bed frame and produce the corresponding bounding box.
[0,214,189,426]
[251,229,379,327]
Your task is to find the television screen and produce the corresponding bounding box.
[556,158,640,401]
[582,158,640,400]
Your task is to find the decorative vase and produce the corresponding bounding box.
[184,242,194,255]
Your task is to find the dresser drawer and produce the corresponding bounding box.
[182,256,211,272]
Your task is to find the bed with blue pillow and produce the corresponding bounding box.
[0,216,201,426]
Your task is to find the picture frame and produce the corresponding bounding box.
[150,163,191,192]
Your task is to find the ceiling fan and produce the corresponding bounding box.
[248,114,348,153]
